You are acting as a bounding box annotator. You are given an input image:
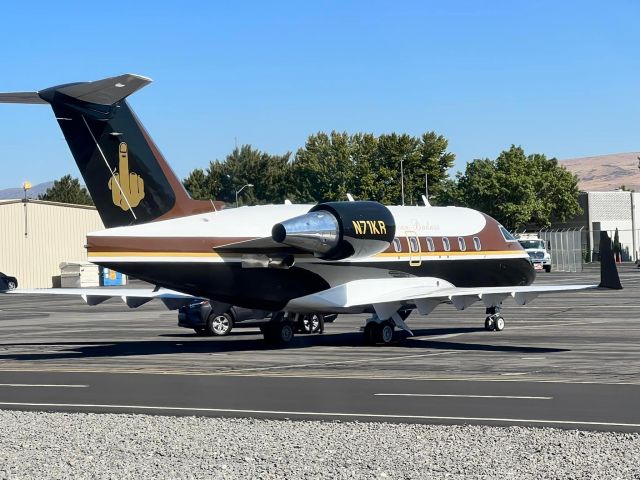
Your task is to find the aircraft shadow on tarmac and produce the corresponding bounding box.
[0,327,568,361]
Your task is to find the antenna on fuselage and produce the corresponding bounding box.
[346,193,355,202]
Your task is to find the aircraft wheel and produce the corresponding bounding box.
[363,322,378,345]
[484,316,495,331]
[264,322,295,345]
[494,315,505,332]
[379,321,395,345]
[300,313,322,334]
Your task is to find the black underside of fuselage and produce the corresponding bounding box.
[101,257,535,311]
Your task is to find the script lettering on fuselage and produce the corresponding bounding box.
[352,220,387,236]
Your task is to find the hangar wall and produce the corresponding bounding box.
[0,200,104,288]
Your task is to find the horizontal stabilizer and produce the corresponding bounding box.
[0,92,47,104]
[0,74,152,106]
[53,73,152,105]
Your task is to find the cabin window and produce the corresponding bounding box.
[458,237,466,251]
[442,237,451,252]
[393,237,402,253]
[426,237,435,252]
[500,226,517,242]
[473,236,481,251]
[409,237,420,253]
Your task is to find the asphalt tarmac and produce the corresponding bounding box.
[0,264,639,432]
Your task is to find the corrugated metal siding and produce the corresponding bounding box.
[0,201,104,288]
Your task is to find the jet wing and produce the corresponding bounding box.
[287,230,622,318]
[285,276,602,316]
[3,287,199,310]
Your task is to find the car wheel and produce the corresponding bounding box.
[6,279,17,290]
[544,265,551,273]
[206,313,234,336]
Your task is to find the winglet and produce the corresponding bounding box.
[599,231,622,289]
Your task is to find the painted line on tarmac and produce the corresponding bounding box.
[0,401,637,429]
[218,351,458,373]
[374,393,552,399]
[0,384,88,388]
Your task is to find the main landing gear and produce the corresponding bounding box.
[484,306,505,332]
[261,312,295,346]
[363,310,412,346]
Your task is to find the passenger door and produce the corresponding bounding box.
[406,231,422,267]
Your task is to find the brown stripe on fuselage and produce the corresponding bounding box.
[87,236,258,253]
[86,213,524,258]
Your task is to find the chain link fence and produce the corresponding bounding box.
[538,228,584,272]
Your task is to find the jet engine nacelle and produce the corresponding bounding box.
[272,201,396,260]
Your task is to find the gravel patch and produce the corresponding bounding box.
[0,410,638,479]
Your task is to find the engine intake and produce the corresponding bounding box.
[272,201,396,260]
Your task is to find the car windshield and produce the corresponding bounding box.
[519,240,545,249]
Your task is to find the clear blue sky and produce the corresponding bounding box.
[0,0,638,189]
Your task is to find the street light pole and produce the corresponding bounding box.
[22,181,31,238]
[235,183,254,208]
[400,157,405,206]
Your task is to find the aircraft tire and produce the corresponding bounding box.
[493,315,505,331]
[379,321,395,345]
[363,322,378,345]
[297,313,322,334]
[264,322,295,345]
[484,316,495,331]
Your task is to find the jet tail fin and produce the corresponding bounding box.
[0,74,222,228]
[599,230,623,289]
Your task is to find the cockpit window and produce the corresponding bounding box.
[499,226,517,242]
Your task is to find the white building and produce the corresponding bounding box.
[549,191,640,261]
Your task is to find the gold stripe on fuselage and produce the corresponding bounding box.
[87,250,526,260]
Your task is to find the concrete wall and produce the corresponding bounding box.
[0,200,104,288]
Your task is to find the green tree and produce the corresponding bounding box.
[39,174,93,206]
[183,145,293,206]
[449,146,581,230]
[292,130,455,204]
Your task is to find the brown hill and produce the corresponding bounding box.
[561,152,640,192]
